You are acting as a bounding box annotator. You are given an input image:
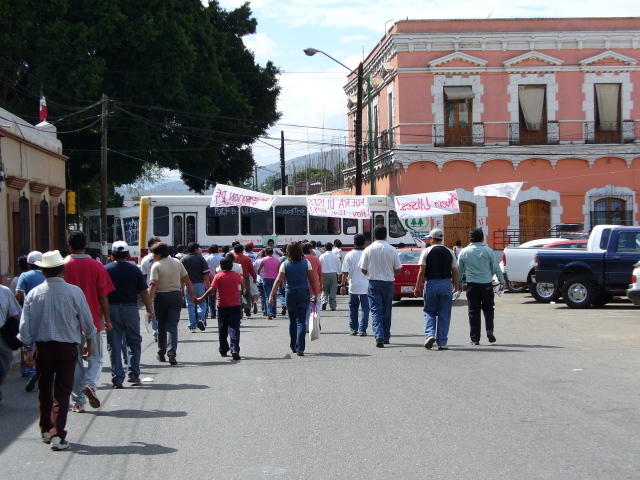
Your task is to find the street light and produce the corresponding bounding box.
[304,48,376,195]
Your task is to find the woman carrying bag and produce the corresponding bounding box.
[269,242,320,356]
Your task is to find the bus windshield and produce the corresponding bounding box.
[123,217,139,246]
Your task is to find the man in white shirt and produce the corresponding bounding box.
[319,242,342,311]
[340,234,369,336]
[358,225,402,348]
[139,237,160,340]
[332,239,345,263]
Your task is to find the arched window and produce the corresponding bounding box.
[39,197,50,252]
[19,194,30,255]
[593,197,630,226]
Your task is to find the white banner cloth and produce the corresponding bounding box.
[473,182,523,201]
[394,191,460,219]
[307,196,371,218]
[211,184,275,211]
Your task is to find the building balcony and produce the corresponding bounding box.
[434,123,485,147]
[584,120,636,144]
[508,121,559,146]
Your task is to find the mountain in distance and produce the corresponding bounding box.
[116,148,347,199]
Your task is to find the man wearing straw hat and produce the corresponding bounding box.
[18,250,96,451]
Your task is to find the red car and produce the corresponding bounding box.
[393,248,424,301]
[542,239,588,249]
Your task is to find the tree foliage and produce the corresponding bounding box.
[0,0,281,200]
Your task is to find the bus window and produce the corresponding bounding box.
[105,215,116,243]
[241,207,273,236]
[363,218,371,242]
[275,206,307,235]
[206,207,239,236]
[153,206,170,236]
[88,217,100,243]
[388,210,406,238]
[374,212,385,226]
[115,218,123,242]
[186,214,196,243]
[310,216,341,236]
[343,218,358,235]
[173,215,183,246]
[123,217,139,245]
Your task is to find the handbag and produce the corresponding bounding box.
[0,317,23,350]
[309,302,320,341]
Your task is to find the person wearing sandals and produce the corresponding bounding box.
[269,242,320,356]
[148,242,197,365]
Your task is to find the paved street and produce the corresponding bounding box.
[1,292,639,479]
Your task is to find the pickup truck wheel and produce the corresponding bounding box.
[562,276,595,309]
[393,295,401,302]
[530,281,559,303]
[506,280,527,294]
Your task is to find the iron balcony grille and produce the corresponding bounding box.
[433,123,485,147]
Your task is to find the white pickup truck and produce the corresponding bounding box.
[500,237,587,301]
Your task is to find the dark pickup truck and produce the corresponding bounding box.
[533,225,640,308]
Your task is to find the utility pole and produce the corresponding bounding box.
[280,130,286,195]
[354,62,364,196]
[254,165,259,191]
[100,94,108,264]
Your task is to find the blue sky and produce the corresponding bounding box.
[215,0,638,169]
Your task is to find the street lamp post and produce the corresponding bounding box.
[304,48,376,195]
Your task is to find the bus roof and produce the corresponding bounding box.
[139,194,395,208]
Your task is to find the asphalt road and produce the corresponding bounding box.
[1,292,639,479]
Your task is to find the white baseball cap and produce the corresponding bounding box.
[112,241,129,252]
[27,251,43,265]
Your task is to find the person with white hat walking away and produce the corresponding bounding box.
[18,250,96,450]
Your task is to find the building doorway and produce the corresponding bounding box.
[444,201,476,249]
[519,200,550,242]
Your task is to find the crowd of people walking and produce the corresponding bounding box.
[0,225,504,451]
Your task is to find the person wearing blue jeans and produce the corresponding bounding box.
[413,228,460,350]
[181,243,212,332]
[358,225,402,348]
[105,240,154,386]
[269,242,319,356]
[341,234,370,336]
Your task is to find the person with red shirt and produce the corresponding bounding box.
[257,248,281,319]
[198,258,244,360]
[233,244,257,317]
[64,231,115,413]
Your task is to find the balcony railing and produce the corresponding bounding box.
[434,123,485,147]
[509,121,559,146]
[375,127,396,153]
[585,120,636,144]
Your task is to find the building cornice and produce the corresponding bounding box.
[343,143,640,181]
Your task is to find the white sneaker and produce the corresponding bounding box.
[424,336,436,349]
[41,432,51,444]
[50,436,70,451]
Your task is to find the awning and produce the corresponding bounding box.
[444,86,474,100]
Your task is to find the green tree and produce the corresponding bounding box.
[0,0,280,198]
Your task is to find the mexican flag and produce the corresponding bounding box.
[39,87,48,122]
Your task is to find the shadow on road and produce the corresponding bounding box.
[93,409,188,418]
[70,441,177,455]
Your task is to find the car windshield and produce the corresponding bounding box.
[398,250,422,264]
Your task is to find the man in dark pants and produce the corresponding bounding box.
[18,250,96,451]
[457,228,505,345]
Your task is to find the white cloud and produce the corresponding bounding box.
[243,33,282,65]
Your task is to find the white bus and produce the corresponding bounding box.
[137,194,413,258]
[81,206,140,261]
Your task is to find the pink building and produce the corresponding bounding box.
[344,18,640,248]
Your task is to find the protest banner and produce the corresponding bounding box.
[394,191,460,219]
[474,182,523,201]
[306,196,371,219]
[211,184,275,211]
